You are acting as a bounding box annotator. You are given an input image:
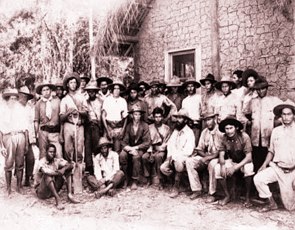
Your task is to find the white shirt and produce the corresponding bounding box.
[102,95,128,121]
[182,94,202,120]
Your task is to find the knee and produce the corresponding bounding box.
[253,173,262,187]
[244,163,255,177]
[119,151,128,163]
[174,160,185,172]
[142,153,150,162]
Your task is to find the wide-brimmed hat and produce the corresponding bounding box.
[63,72,81,90]
[273,102,295,117]
[182,78,201,88]
[215,76,237,90]
[200,74,217,86]
[201,111,217,120]
[242,69,259,87]
[2,87,19,99]
[80,75,91,84]
[128,104,145,114]
[36,82,56,95]
[126,82,140,94]
[167,77,182,87]
[172,108,191,120]
[18,85,34,100]
[54,80,64,89]
[84,80,99,91]
[253,79,273,90]
[96,76,113,86]
[219,117,243,133]
[158,79,166,88]
[138,81,150,90]
[97,137,113,149]
[109,79,126,92]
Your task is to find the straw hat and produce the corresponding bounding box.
[128,104,146,114]
[215,76,237,90]
[109,79,126,92]
[97,137,113,149]
[63,72,81,90]
[182,78,201,88]
[273,101,295,117]
[167,77,182,87]
[84,80,99,91]
[36,82,55,95]
[172,108,191,120]
[2,87,19,99]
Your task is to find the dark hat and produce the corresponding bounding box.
[219,117,243,133]
[96,76,113,86]
[273,102,295,117]
[18,85,34,100]
[138,81,150,90]
[158,79,166,88]
[2,87,19,99]
[242,69,259,87]
[63,72,81,90]
[97,137,113,149]
[126,82,140,94]
[80,75,91,84]
[36,82,56,95]
[200,74,217,86]
[172,108,191,120]
[201,111,217,120]
[182,78,201,88]
[215,76,237,90]
[253,79,273,90]
[109,79,126,92]
[84,80,99,91]
[128,104,145,114]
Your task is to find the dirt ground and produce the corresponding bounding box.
[0,155,294,230]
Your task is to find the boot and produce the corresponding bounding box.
[16,169,24,194]
[5,171,12,195]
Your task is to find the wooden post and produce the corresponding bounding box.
[210,0,220,79]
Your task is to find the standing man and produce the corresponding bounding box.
[120,105,151,190]
[84,80,103,176]
[247,79,282,172]
[96,76,113,103]
[0,88,29,195]
[181,78,202,146]
[60,72,88,164]
[231,69,247,102]
[214,117,254,206]
[54,80,65,100]
[79,75,91,99]
[160,109,195,198]
[142,107,171,189]
[34,144,79,210]
[138,81,150,100]
[166,77,183,111]
[144,79,177,124]
[185,112,221,201]
[102,79,128,152]
[35,82,62,159]
[254,103,295,212]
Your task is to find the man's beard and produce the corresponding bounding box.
[89,95,96,101]
[175,121,186,131]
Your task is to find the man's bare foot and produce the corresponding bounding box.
[218,196,231,206]
[56,203,65,210]
[16,187,24,195]
[68,194,80,204]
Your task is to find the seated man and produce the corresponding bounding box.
[254,103,295,212]
[34,144,79,210]
[91,137,125,198]
[142,107,171,189]
[160,109,195,198]
[120,105,151,190]
[185,112,221,201]
[214,117,254,206]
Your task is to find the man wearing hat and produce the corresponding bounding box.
[97,76,113,103]
[160,108,195,198]
[138,81,150,100]
[142,107,171,189]
[185,111,222,201]
[166,76,183,111]
[214,117,254,206]
[54,80,65,100]
[84,80,103,176]
[35,82,62,160]
[181,78,202,146]
[200,74,221,116]
[126,82,148,122]
[18,86,36,187]
[144,78,177,123]
[0,88,29,195]
[246,79,282,173]
[78,74,91,100]
[60,72,88,163]
[254,103,295,212]
[102,79,128,152]
[215,76,245,125]
[120,104,151,190]
[91,137,125,198]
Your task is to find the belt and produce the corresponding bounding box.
[40,125,60,133]
[3,131,25,136]
[274,162,295,173]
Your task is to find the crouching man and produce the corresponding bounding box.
[91,137,125,198]
[34,144,80,210]
[214,117,254,206]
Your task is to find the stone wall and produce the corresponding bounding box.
[134,0,295,100]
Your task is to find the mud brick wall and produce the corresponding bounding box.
[134,0,295,101]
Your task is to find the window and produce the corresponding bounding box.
[165,46,201,83]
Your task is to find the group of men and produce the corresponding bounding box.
[0,69,295,212]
